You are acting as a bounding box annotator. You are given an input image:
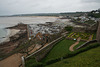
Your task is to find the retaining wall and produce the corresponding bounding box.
[25,36,64,61]
[76,40,97,50]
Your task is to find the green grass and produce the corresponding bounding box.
[42,39,75,62]
[93,32,97,39]
[73,41,85,50]
[25,38,99,67]
[42,39,84,62]
[25,39,77,67]
[25,39,85,67]
[25,56,37,67]
[46,46,100,67]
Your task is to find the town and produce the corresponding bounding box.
[0,8,100,67]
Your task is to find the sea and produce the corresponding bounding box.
[0,16,57,43]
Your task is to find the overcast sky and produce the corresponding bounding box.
[0,0,100,16]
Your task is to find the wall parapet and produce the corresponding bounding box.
[76,40,97,50]
[25,36,64,61]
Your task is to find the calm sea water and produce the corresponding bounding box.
[0,24,11,43]
[0,16,57,43]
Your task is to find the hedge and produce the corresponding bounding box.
[26,42,100,67]
[45,42,100,65]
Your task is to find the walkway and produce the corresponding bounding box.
[69,37,81,51]
[87,35,93,41]
[0,44,42,67]
[0,53,22,67]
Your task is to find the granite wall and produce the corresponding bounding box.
[96,20,100,43]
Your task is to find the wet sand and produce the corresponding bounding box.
[3,29,20,42]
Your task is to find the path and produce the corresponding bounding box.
[0,44,42,67]
[29,44,42,54]
[87,35,93,41]
[0,53,22,67]
[69,37,81,51]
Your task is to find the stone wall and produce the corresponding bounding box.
[73,24,97,33]
[76,40,97,49]
[96,20,100,43]
[72,27,86,32]
[25,36,64,61]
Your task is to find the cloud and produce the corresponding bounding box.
[81,0,100,3]
[0,0,100,15]
[80,0,100,11]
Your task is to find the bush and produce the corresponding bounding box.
[25,42,100,67]
[45,42,100,65]
[65,26,73,31]
[46,58,60,65]
[27,62,44,67]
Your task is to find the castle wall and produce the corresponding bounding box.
[96,20,100,43]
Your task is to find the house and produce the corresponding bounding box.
[36,32,43,41]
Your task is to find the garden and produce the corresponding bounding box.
[24,30,98,67]
[68,32,93,41]
[46,44,100,67]
[25,39,85,67]
[25,38,100,67]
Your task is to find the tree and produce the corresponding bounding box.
[65,26,73,32]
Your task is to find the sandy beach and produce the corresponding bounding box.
[3,29,20,42]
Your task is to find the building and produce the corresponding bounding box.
[27,23,61,40]
[96,20,100,43]
[36,32,43,40]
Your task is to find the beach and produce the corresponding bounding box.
[0,29,20,43]
[4,29,20,42]
[0,16,58,43]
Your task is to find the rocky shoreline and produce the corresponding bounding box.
[0,23,28,59]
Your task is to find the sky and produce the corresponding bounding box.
[0,0,100,16]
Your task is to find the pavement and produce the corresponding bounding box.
[69,37,81,51]
[87,35,93,41]
[0,53,22,67]
[0,44,42,67]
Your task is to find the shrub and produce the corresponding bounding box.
[44,42,100,65]
[65,26,73,32]
[46,58,60,65]
[27,62,44,67]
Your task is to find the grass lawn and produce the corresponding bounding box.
[42,39,84,62]
[46,46,100,67]
[73,41,85,50]
[25,56,37,67]
[93,32,97,39]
